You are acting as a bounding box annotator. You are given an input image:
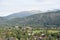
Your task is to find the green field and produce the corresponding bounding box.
[33,29,60,33]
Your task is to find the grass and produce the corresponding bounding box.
[33,29,60,34]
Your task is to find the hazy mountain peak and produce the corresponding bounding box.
[0,10,60,27]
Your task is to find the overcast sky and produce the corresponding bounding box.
[0,0,60,16]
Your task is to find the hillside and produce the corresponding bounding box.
[5,10,41,19]
[0,10,60,27]
[6,10,60,27]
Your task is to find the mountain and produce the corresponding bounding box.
[0,10,60,27]
[5,10,41,19]
[6,10,60,27]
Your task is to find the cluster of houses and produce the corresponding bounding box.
[0,26,60,40]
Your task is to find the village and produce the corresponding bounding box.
[0,26,60,40]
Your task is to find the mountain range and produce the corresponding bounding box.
[0,10,60,27]
[5,10,41,19]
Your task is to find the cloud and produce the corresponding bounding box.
[0,0,60,16]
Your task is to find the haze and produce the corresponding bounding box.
[0,0,60,16]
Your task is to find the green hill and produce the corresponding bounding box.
[0,10,60,27]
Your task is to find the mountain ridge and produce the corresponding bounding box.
[0,10,60,27]
[4,10,42,19]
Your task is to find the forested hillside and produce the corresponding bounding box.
[0,10,60,27]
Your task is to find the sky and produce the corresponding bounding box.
[0,0,60,16]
